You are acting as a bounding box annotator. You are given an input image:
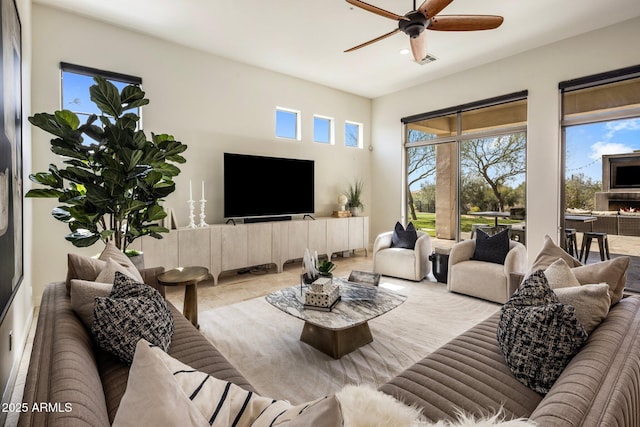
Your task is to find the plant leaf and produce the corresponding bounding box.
[90,77,122,117]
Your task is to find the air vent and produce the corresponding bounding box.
[416,54,437,65]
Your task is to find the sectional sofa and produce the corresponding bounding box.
[18,259,640,426]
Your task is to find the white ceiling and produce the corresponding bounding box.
[35,0,640,99]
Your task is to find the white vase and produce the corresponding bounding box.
[350,206,362,217]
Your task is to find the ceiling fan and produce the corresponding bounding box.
[345,0,504,62]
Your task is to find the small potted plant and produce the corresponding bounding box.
[318,259,336,278]
[346,179,364,217]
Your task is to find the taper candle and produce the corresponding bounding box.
[201,180,205,200]
[189,180,193,200]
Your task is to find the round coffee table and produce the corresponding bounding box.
[158,266,209,329]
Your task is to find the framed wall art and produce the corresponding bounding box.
[0,0,21,323]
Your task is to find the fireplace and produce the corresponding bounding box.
[595,152,640,211]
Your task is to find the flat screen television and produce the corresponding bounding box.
[224,153,314,219]
[611,159,640,189]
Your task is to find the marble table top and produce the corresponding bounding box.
[265,278,407,331]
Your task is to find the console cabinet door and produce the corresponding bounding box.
[248,223,272,266]
[178,227,211,268]
[308,219,327,256]
[140,232,178,270]
[221,225,248,270]
[348,217,364,251]
[287,221,308,261]
[327,218,349,257]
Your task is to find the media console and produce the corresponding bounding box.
[130,216,369,284]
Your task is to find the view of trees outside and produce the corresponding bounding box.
[564,118,640,210]
[407,130,526,220]
[460,133,526,213]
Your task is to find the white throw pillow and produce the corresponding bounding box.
[116,341,536,427]
[544,258,581,288]
[553,283,610,334]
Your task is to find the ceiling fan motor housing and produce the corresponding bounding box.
[399,11,428,38]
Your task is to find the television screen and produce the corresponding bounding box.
[224,153,315,218]
[612,164,640,188]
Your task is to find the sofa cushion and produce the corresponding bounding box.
[66,253,107,291]
[497,270,587,394]
[96,258,143,284]
[92,273,174,363]
[390,221,418,249]
[66,242,143,293]
[530,235,582,271]
[570,257,629,306]
[553,283,610,334]
[98,242,144,283]
[70,279,113,329]
[472,228,510,264]
[543,259,581,288]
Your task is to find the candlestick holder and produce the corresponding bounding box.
[199,198,208,228]
[187,199,197,228]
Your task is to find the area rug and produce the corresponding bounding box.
[198,278,500,404]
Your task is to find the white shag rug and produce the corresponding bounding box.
[198,278,500,405]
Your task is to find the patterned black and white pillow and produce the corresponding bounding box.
[497,270,587,394]
[91,272,174,364]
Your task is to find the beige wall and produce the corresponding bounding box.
[0,0,33,415]
[30,5,372,301]
[370,16,640,262]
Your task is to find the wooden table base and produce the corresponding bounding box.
[300,321,373,359]
[183,283,199,329]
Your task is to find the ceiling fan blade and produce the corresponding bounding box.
[417,0,453,18]
[345,29,401,53]
[345,0,407,21]
[429,15,504,31]
[409,32,427,62]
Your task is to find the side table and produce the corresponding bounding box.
[158,266,208,329]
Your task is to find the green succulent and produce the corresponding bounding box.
[318,260,336,276]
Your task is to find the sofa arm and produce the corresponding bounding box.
[449,240,476,267]
[373,231,394,254]
[414,232,432,257]
[503,242,527,276]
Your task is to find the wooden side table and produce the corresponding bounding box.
[158,266,208,329]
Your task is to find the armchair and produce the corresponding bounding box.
[373,230,432,281]
[447,239,527,303]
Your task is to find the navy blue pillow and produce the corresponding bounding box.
[390,222,418,249]
[472,228,510,264]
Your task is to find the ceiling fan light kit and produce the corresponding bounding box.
[345,0,504,63]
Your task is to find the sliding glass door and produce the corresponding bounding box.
[560,66,640,292]
[403,94,527,246]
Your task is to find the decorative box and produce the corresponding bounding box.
[305,279,340,308]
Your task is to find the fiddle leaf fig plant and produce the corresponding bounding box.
[26,76,187,251]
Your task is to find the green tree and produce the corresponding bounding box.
[407,130,437,220]
[461,133,526,211]
[565,173,601,210]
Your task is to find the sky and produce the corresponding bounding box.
[565,117,640,183]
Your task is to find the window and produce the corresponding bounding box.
[61,62,142,118]
[61,63,143,144]
[275,107,301,140]
[402,93,528,243]
[313,115,334,144]
[560,66,640,291]
[345,121,363,148]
